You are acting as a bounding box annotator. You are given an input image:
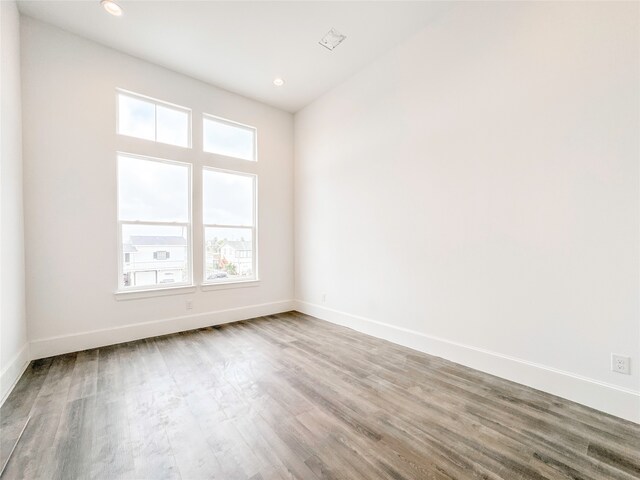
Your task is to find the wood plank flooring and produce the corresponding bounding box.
[1,311,638,479]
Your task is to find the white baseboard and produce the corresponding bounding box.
[294,300,640,424]
[30,300,294,360]
[0,343,30,407]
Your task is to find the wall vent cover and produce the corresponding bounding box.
[319,28,347,51]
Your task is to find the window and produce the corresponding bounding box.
[203,114,256,161]
[115,88,259,293]
[118,91,191,148]
[154,251,170,260]
[203,168,256,283]
[117,153,191,290]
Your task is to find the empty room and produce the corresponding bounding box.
[1,0,638,478]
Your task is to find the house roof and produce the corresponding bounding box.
[123,243,138,253]
[130,236,187,246]
[222,241,251,251]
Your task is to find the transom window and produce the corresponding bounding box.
[117,90,191,148]
[203,114,256,161]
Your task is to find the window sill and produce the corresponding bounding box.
[114,285,196,301]
[200,280,260,292]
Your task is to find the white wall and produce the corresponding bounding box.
[21,17,294,358]
[0,0,29,404]
[294,2,640,422]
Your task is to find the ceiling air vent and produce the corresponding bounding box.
[319,28,346,51]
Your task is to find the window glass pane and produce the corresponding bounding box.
[157,104,189,147]
[118,94,155,141]
[203,116,255,161]
[122,224,189,288]
[118,155,189,222]
[203,169,254,226]
[205,227,253,281]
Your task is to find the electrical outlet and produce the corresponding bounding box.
[186,300,193,310]
[611,354,630,375]
[321,293,327,303]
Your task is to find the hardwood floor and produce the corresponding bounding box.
[1,311,638,479]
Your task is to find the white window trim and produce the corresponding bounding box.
[114,285,197,301]
[202,166,258,286]
[116,89,193,149]
[116,152,194,293]
[202,113,257,162]
[200,280,260,292]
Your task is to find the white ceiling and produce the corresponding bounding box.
[17,1,449,112]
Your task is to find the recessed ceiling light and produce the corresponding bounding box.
[319,28,346,51]
[273,78,285,87]
[101,0,123,16]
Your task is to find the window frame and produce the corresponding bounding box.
[202,166,258,286]
[116,89,193,149]
[116,152,194,293]
[202,113,258,162]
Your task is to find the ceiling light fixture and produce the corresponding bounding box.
[319,28,346,51]
[101,0,123,16]
[273,78,285,87]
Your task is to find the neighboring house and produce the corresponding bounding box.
[123,235,187,287]
[220,240,252,276]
